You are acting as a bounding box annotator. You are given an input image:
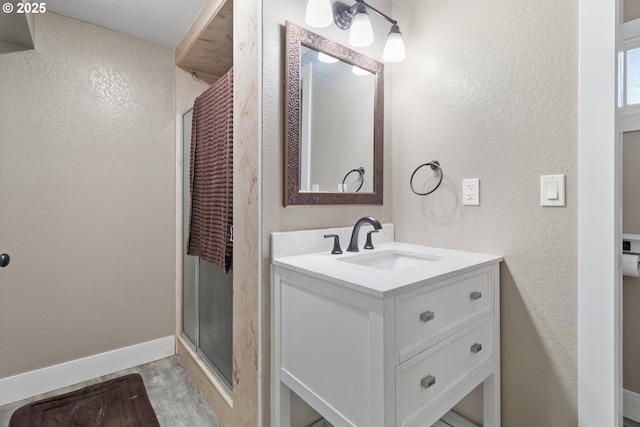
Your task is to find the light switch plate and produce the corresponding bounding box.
[541,174,565,207]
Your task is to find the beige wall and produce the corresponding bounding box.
[262,1,393,425]
[390,0,578,425]
[626,1,640,22]
[176,68,217,114]
[0,12,175,378]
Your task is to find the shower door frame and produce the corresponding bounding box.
[175,105,234,403]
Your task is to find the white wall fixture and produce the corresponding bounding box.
[304,0,405,62]
[463,179,480,206]
[540,174,566,207]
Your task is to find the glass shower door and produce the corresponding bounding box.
[181,107,233,388]
[198,259,233,385]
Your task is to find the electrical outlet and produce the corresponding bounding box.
[463,179,480,206]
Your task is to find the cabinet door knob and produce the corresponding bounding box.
[419,311,435,322]
[421,375,436,389]
[471,343,483,353]
[470,291,482,300]
[0,253,9,268]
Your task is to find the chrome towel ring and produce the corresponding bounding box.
[410,160,443,196]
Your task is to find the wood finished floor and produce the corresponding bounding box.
[0,356,221,427]
[6,357,638,427]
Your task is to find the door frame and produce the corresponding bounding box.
[578,0,622,425]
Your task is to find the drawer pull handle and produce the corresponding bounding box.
[471,343,483,353]
[421,375,436,389]
[420,311,435,322]
[470,291,482,300]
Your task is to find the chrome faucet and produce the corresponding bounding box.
[347,216,383,252]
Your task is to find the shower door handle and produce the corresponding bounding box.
[0,253,10,267]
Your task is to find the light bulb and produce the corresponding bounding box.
[305,0,333,28]
[383,25,406,62]
[318,52,339,63]
[349,9,374,47]
[352,65,370,76]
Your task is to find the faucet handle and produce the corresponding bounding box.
[324,234,343,254]
[364,230,379,250]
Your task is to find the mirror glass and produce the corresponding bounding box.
[300,46,375,193]
[285,22,384,206]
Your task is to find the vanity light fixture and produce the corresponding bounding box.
[305,0,406,62]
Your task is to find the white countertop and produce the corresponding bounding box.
[272,241,502,297]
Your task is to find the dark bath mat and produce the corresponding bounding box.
[9,373,160,427]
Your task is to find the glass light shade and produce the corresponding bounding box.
[352,65,371,76]
[383,30,406,62]
[349,12,374,47]
[305,0,333,28]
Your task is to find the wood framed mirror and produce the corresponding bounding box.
[284,21,384,206]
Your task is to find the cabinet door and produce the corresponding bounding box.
[280,278,383,427]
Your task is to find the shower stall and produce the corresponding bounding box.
[180,107,233,389]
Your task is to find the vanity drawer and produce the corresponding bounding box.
[396,267,492,361]
[395,319,492,426]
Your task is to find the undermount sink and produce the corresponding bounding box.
[338,250,439,271]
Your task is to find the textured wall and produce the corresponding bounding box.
[390,0,578,425]
[176,68,216,114]
[262,1,392,425]
[0,12,175,378]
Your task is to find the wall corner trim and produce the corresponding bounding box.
[0,335,175,406]
[578,0,621,425]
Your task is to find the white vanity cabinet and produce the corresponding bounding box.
[272,241,501,427]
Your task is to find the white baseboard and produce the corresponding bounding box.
[0,335,175,406]
[625,388,640,422]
